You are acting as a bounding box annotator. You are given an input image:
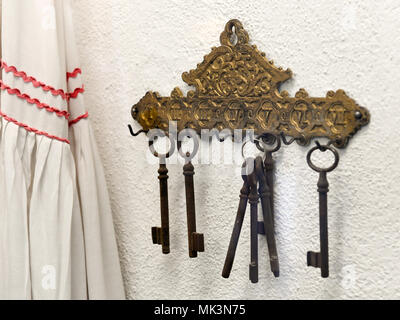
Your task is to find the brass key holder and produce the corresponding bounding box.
[130,19,370,276]
[131,19,369,147]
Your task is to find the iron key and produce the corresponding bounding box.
[306,143,339,278]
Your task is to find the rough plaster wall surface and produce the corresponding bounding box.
[73,0,400,299]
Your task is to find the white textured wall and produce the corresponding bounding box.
[73,0,400,299]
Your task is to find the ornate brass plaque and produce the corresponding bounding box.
[132,19,370,148]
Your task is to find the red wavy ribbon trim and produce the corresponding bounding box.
[67,68,82,80]
[0,110,70,144]
[0,60,84,100]
[0,80,70,119]
[69,85,85,99]
[69,111,89,126]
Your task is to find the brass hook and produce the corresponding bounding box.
[128,124,148,137]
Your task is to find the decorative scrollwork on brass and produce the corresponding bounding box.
[132,19,370,148]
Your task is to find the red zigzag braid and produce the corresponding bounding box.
[67,68,82,80]
[69,111,89,126]
[0,80,70,119]
[0,110,70,144]
[0,60,84,101]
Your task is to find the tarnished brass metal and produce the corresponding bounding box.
[132,19,370,148]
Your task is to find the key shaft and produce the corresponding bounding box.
[248,170,259,283]
[318,171,329,278]
[256,156,279,277]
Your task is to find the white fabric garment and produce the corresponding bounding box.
[0,0,125,299]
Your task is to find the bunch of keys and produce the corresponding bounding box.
[222,134,280,283]
[147,131,340,279]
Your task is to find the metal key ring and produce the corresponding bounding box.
[307,144,339,173]
[255,133,281,153]
[148,131,175,159]
[241,139,261,160]
[177,134,199,163]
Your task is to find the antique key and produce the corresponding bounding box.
[255,156,279,277]
[151,160,170,254]
[149,134,175,254]
[248,163,259,283]
[222,159,251,279]
[264,151,274,219]
[256,133,281,222]
[182,154,205,257]
[306,142,339,277]
[178,138,204,258]
[256,134,281,277]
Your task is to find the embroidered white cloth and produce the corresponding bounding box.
[0,0,125,299]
